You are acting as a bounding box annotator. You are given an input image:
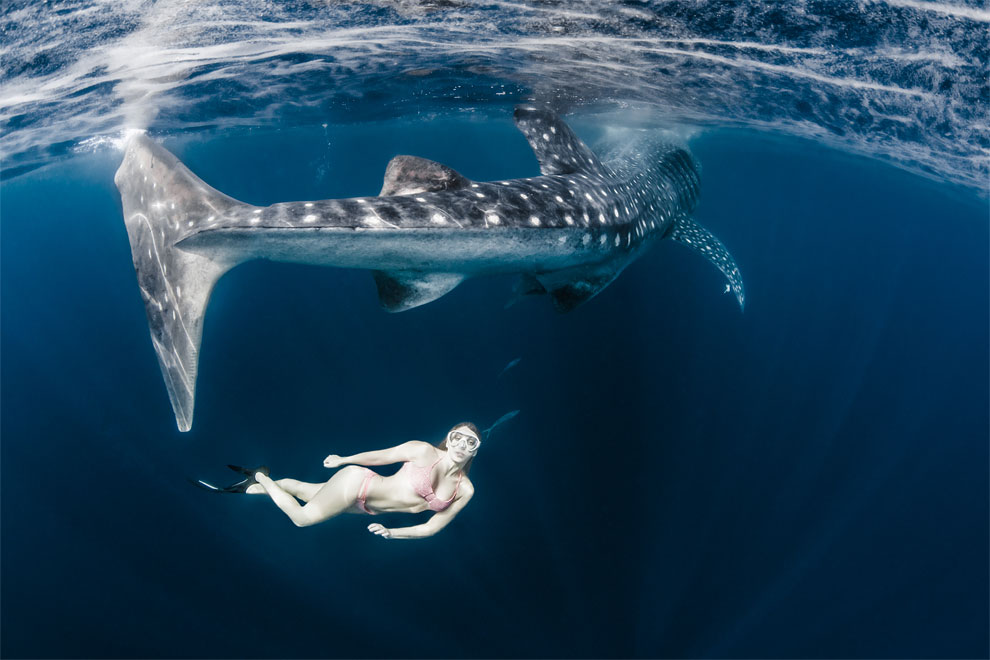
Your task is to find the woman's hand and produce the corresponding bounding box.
[323,454,346,468]
[368,523,392,539]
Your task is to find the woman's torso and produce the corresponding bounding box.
[364,450,466,514]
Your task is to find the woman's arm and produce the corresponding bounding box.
[369,484,474,540]
[325,441,430,468]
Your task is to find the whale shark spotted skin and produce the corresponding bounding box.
[115,106,744,431]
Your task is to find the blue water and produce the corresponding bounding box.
[2,113,986,658]
[2,0,989,657]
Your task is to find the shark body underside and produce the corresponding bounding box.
[115,106,744,431]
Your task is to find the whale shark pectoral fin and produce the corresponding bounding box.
[547,277,618,312]
[372,271,465,312]
[513,105,609,177]
[379,155,471,196]
[534,264,624,313]
[115,134,247,431]
[504,274,548,309]
[667,215,746,310]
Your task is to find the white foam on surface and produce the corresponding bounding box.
[1,0,986,190]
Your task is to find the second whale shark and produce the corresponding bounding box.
[115,106,744,431]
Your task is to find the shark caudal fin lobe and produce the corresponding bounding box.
[513,106,610,177]
[115,134,252,431]
[667,215,746,310]
[511,106,627,311]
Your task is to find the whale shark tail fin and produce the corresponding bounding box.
[513,106,609,177]
[115,134,250,431]
[667,215,746,310]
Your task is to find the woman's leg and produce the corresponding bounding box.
[245,478,322,502]
[255,466,367,527]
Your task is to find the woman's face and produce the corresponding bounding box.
[446,425,480,464]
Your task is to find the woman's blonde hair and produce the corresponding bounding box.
[436,421,480,475]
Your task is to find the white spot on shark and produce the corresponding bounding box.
[304,215,317,223]
[487,214,501,225]
[530,216,541,226]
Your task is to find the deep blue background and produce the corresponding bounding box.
[2,113,987,658]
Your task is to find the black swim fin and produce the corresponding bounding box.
[187,477,223,492]
[227,464,270,477]
[190,466,270,494]
[221,465,270,492]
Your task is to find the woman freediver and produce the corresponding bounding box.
[203,422,480,539]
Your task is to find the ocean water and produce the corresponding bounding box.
[1,2,988,659]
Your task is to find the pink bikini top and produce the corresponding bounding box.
[398,457,462,512]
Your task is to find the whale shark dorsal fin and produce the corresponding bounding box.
[667,215,746,310]
[372,270,465,312]
[379,155,471,196]
[513,106,608,177]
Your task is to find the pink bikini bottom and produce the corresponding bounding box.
[355,469,377,515]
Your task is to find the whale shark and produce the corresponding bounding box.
[115,106,744,431]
